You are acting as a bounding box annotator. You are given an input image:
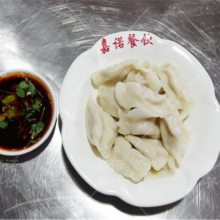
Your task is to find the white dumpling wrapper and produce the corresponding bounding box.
[157,64,193,120]
[167,155,176,172]
[108,136,151,182]
[91,60,137,87]
[85,97,103,148]
[97,86,120,118]
[115,82,176,117]
[125,64,162,93]
[118,109,160,138]
[126,135,169,171]
[159,115,190,164]
[85,98,117,159]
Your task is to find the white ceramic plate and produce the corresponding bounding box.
[59,31,220,207]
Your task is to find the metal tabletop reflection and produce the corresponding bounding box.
[0,0,220,218]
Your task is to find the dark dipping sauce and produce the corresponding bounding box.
[0,72,53,151]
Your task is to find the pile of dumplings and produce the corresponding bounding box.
[85,60,193,182]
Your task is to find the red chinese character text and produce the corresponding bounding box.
[141,33,153,45]
[113,36,124,49]
[100,38,110,54]
[128,34,139,48]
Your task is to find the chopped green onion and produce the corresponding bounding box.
[2,95,16,104]
[31,122,44,140]
[0,120,8,129]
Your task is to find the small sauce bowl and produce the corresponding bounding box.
[0,71,57,156]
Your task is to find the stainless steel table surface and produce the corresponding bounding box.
[0,0,220,219]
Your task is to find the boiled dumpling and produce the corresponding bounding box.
[100,111,118,158]
[115,82,176,116]
[125,64,162,93]
[126,135,169,171]
[159,115,190,164]
[85,97,103,148]
[167,155,176,171]
[118,109,160,138]
[86,59,193,181]
[91,60,137,87]
[85,98,117,159]
[115,82,163,110]
[97,86,121,118]
[119,107,163,119]
[108,136,151,182]
[157,64,193,120]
